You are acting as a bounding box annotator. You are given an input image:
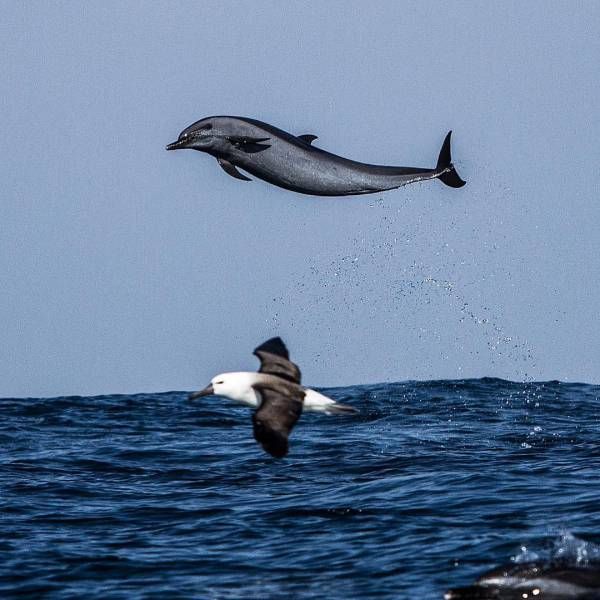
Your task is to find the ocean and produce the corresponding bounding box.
[1,379,599,599]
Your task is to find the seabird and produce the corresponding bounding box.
[189,337,357,458]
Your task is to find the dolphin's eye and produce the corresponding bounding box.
[215,380,224,385]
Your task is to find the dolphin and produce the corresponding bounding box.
[445,561,600,599]
[166,116,466,196]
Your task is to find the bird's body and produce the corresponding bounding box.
[167,116,466,196]
[204,371,348,414]
[189,337,357,457]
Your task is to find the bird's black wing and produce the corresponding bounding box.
[252,382,304,458]
[253,337,301,384]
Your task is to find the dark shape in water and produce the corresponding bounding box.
[166,116,466,195]
[445,561,600,599]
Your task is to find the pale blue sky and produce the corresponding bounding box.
[1,1,599,397]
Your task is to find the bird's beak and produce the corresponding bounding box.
[188,384,214,400]
[166,139,188,151]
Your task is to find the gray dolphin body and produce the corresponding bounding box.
[166,116,465,196]
[445,561,600,599]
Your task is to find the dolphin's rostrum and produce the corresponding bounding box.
[167,116,466,196]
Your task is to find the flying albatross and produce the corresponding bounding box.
[189,337,357,458]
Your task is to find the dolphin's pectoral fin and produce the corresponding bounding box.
[226,136,271,154]
[298,134,318,145]
[217,157,251,181]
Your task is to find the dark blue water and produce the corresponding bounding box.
[1,379,599,599]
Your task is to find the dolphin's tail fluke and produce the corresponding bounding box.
[436,131,466,188]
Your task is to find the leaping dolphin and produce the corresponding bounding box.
[166,116,466,196]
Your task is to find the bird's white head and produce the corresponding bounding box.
[188,372,259,406]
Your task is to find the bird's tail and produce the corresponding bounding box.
[325,402,359,415]
[435,131,466,188]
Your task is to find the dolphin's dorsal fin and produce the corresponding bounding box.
[226,136,271,153]
[298,134,318,145]
[217,157,251,181]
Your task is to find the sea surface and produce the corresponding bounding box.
[1,379,599,599]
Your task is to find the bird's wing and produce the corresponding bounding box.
[253,337,301,384]
[252,382,304,458]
